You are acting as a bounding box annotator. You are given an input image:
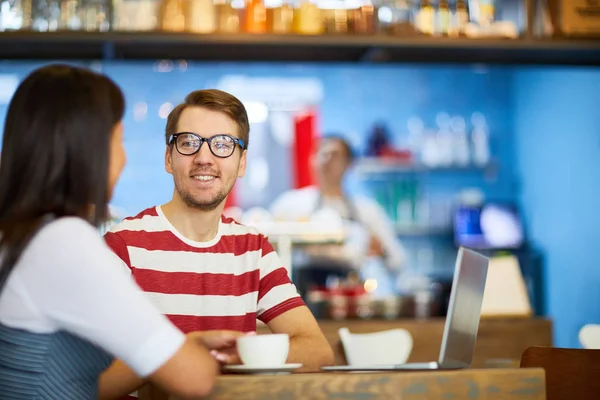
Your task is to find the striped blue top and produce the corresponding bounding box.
[0,323,113,399]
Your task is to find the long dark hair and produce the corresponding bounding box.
[0,64,125,290]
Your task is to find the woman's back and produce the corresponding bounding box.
[0,216,181,399]
[0,217,126,399]
[0,325,112,399]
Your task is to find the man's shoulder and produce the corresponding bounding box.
[219,216,276,258]
[108,206,160,234]
[220,215,264,237]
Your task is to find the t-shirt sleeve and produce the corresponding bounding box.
[15,218,185,378]
[103,230,133,276]
[256,236,305,323]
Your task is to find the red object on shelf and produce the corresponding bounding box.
[378,146,414,163]
[293,108,318,189]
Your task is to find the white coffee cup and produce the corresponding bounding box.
[237,333,290,367]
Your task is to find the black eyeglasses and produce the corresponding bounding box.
[169,133,246,158]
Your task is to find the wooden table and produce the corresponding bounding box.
[140,368,546,400]
[205,368,546,400]
[257,318,553,367]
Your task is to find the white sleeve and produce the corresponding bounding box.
[15,218,185,378]
[358,199,407,270]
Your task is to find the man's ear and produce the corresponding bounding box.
[237,150,247,178]
[165,145,173,175]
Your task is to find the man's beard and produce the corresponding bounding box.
[178,187,229,211]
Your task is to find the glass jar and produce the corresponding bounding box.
[377,0,415,35]
[215,0,242,33]
[293,0,322,34]
[266,0,293,33]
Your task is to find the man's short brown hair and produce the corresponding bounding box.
[165,89,250,149]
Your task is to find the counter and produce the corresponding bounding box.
[258,317,553,367]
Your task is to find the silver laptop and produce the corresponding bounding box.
[321,247,489,372]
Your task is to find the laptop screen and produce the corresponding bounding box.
[438,247,489,368]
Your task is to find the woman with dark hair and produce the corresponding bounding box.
[0,64,219,399]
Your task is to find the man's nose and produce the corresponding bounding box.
[193,141,214,164]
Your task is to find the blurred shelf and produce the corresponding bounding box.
[354,157,492,175]
[395,224,452,237]
[246,221,346,244]
[0,31,599,65]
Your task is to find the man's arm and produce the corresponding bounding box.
[256,236,334,371]
[266,306,335,371]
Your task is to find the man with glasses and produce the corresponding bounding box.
[104,90,334,385]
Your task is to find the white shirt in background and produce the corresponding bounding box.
[270,186,406,271]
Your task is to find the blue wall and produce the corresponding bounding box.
[514,67,600,348]
[0,61,517,215]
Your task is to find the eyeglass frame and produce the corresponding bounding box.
[168,132,247,159]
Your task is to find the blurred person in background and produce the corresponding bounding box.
[270,134,406,296]
[0,64,221,400]
[104,89,334,393]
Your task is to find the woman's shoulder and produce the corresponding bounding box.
[40,216,98,235]
[28,216,103,256]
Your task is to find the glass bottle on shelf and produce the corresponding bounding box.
[215,0,242,33]
[436,0,449,36]
[414,0,434,35]
[159,0,186,31]
[376,0,414,36]
[348,0,376,34]
[470,112,490,167]
[59,0,82,29]
[266,0,294,33]
[477,0,494,26]
[187,0,216,33]
[79,0,111,31]
[468,0,495,27]
[245,0,266,33]
[450,115,470,166]
[22,0,33,28]
[448,0,468,37]
[30,0,60,31]
[322,0,348,35]
[435,112,453,167]
[293,0,322,34]
[113,0,159,31]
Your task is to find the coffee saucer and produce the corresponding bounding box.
[223,363,303,375]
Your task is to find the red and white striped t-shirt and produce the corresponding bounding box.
[103,206,305,334]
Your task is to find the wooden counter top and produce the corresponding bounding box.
[206,368,546,400]
[258,317,553,367]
